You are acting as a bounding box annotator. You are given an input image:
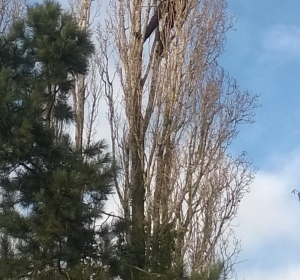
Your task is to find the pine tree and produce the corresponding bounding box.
[0,1,116,279]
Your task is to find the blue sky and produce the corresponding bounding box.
[220,1,300,279]
[221,0,300,169]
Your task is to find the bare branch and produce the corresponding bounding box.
[100,0,258,277]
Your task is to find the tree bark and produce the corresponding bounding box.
[73,0,91,152]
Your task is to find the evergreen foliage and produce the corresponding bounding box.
[4,0,94,130]
[0,1,116,279]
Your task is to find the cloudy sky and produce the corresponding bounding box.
[220,1,300,279]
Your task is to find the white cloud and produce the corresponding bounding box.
[236,149,300,250]
[262,24,300,58]
[234,149,300,279]
[244,265,300,280]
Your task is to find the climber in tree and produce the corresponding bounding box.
[143,0,188,43]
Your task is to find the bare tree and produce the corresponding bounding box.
[69,0,105,151]
[100,0,258,278]
[71,0,91,152]
[0,0,26,33]
[85,51,104,149]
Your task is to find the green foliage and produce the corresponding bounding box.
[190,262,224,280]
[0,136,115,278]
[0,1,115,279]
[107,219,190,280]
[2,0,94,130]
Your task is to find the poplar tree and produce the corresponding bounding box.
[100,0,258,278]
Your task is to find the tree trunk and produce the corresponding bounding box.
[73,0,91,152]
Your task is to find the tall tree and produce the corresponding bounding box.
[0,1,115,279]
[71,0,92,152]
[100,0,258,278]
[68,0,104,152]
